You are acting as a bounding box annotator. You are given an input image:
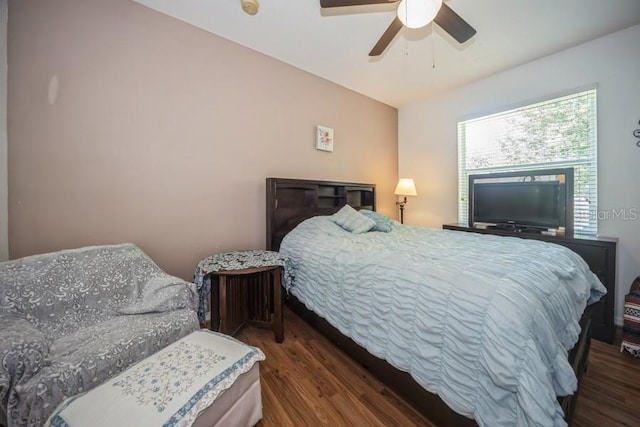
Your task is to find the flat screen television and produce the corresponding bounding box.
[473,181,562,228]
[469,168,574,235]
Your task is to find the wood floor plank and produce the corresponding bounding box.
[285,339,342,398]
[327,390,388,427]
[257,376,295,427]
[573,340,640,427]
[303,337,386,394]
[262,366,318,425]
[238,307,640,427]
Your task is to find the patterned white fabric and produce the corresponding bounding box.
[193,250,290,323]
[281,217,607,427]
[46,330,265,427]
[0,244,199,427]
[330,204,375,234]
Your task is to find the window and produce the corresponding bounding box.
[457,89,598,235]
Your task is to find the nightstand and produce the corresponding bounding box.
[193,250,285,343]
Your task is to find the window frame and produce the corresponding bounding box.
[457,88,598,235]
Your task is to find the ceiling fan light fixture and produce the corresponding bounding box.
[397,0,443,29]
[241,0,259,15]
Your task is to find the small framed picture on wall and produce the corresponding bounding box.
[316,125,334,152]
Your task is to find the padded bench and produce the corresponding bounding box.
[46,330,265,427]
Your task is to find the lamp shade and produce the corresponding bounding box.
[394,178,418,196]
[397,0,443,29]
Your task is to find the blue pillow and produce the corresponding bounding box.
[330,205,375,234]
[360,210,394,232]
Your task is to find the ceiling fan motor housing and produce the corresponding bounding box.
[241,0,259,15]
[397,0,443,29]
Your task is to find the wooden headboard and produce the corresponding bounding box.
[266,178,376,251]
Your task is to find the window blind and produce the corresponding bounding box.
[457,89,598,235]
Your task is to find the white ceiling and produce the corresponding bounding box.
[133,0,640,108]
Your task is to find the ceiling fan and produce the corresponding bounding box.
[320,0,476,56]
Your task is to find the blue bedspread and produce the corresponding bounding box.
[280,217,606,427]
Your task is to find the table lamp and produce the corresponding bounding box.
[394,178,417,224]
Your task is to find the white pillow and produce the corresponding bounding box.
[330,205,375,234]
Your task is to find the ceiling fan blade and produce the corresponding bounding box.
[369,17,403,57]
[320,0,398,8]
[433,3,476,43]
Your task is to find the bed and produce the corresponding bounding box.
[266,178,606,427]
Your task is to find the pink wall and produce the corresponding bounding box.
[7,0,398,279]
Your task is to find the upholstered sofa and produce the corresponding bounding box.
[0,244,200,427]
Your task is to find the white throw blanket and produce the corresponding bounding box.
[46,330,265,427]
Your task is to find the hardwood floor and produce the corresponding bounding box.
[237,307,640,427]
[237,307,433,426]
[573,338,640,426]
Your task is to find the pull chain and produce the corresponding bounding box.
[405,0,409,57]
[431,24,436,69]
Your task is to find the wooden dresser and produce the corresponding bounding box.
[443,224,617,343]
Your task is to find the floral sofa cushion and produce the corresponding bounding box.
[0,244,199,427]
